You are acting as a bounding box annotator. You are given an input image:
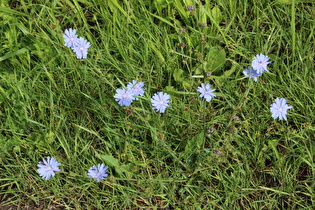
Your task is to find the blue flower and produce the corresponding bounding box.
[197,83,216,102]
[151,92,171,113]
[71,37,91,59]
[63,28,78,48]
[243,66,262,82]
[251,53,271,74]
[37,157,60,180]
[270,98,293,121]
[87,163,108,182]
[127,80,145,100]
[114,87,136,106]
[187,5,194,11]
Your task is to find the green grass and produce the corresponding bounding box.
[1,0,315,209]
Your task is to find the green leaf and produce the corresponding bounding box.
[173,69,184,82]
[164,86,195,95]
[193,62,206,75]
[210,6,222,24]
[0,6,30,17]
[206,47,226,72]
[223,64,237,78]
[199,4,207,24]
[100,155,120,167]
[213,65,237,86]
[149,13,173,27]
[174,0,191,21]
[99,154,131,177]
[154,0,168,16]
[0,48,28,62]
[182,79,193,89]
[107,0,128,17]
[149,42,165,63]
[183,0,194,6]
[45,131,55,145]
[74,124,112,148]
[181,132,205,159]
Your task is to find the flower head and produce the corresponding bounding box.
[114,87,136,106]
[270,97,293,120]
[187,5,194,11]
[179,28,186,33]
[151,92,171,113]
[251,53,271,74]
[127,80,145,100]
[243,66,262,82]
[197,83,216,102]
[200,22,207,27]
[37,157,60,180]
[71,37,91,59]
[63,28,78,48]
[88,163,108,182]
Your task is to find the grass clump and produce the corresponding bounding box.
[1,0,315,209]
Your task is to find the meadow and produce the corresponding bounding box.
[1,0,315,209]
